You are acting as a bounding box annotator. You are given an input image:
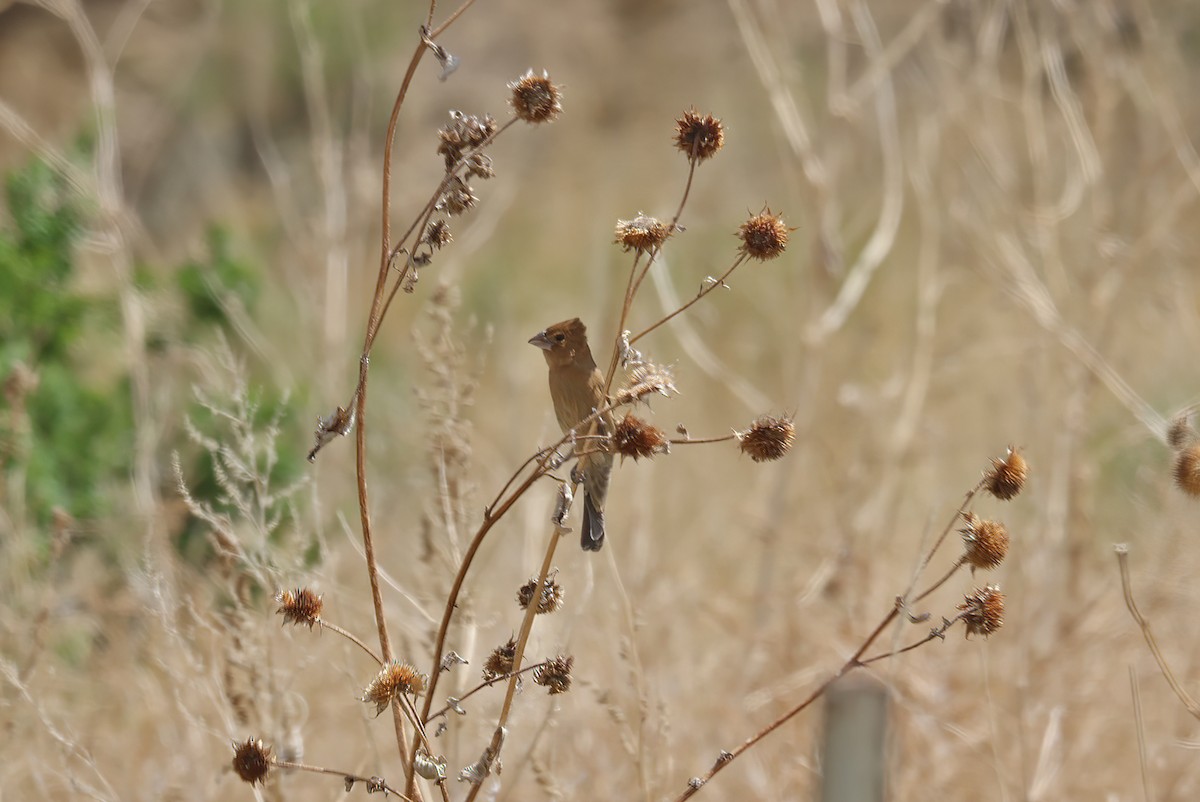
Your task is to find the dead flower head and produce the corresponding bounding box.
[618,362,677,404]
[361,661,427,714]
[435,176,479,217]
[275,587,323,628]
[984,446,1028,500]
[613,413,670,461]
[437,111,498,171]
[1168,412,1195,451]
[423,219,453,250]
[482,637,517,681]
[674,109,725,162]
[738,415,796,462]
[231,737,273,786]
[959,513,1009,571]
[1174,444,1200,497]
[614,214,670,254]
[533,655,574,695]
[517,574,565,614]
[959,585,1005,639]
[509,70,562,124]
[737,208,790,261]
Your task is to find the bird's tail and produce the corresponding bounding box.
[581,492,605,551]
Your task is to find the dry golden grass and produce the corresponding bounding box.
[4,1,1200,800]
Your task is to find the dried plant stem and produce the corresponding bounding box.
[320,621,383,665]
[603,157,698,395]
[631,256,748,345]
[1115,544,1200,719]
[425,662,548,722]
[669,434,737,446]
[397,695,451,802]
[351,0,476,786]
[272,759,415,801]
[674,485,981,799]
[421,404,622,721]
[462,514,569,802]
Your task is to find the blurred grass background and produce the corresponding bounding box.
[3,0,1200,799]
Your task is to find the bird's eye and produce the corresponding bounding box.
[554,333,565,343]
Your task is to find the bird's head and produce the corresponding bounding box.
[529,318,592,368]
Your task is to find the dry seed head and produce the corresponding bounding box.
[517,574,565,614]
[984,446,1028,500]
[1173,444,1200,497]
[614,214,670,254]
[508,70,562,124]
[361,661,427,714]
[613,413,670,461]
[435,176,478,217]
[673,109,725,162]
[533,655,574,695]
[482,637,517,680]
[231,737,273,786]
[275,587,323,628]
[618,362,677,403]
[738,415,796,462]
[959,513,1009,570]
[423,219,453,250]
[437,111,498,170]
[1168,412,1195,451]
[737,208,790,261]
[959,584,1005,639]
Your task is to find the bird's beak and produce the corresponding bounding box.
[528,330,553,351]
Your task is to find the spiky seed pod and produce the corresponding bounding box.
[613,413,670,461]
[465,153,495,180]
[436,176,478,217]
[482,638,517,681]
[423,219,452,250]
[275,587,323,628]
[533,655,574,695]
[1174,444,1200,497]
[361,661,427,714]
[737,208,790,261]
[509,70,562,124]
[738,415,796,462]
[959,585,1005,639]
[673,109,724,162]
[231,738,273,786]
[614,214,670,254]
[984,446,1028,500]
[517,574,565,614]
[1168,413,1195,451]
[959,513,1009,570]
[617,363,678,404]
[437,111,498,170]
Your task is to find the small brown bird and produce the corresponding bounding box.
[529,318,614,551]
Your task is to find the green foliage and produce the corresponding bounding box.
[0,158,132,528]
[176,226,261,330]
